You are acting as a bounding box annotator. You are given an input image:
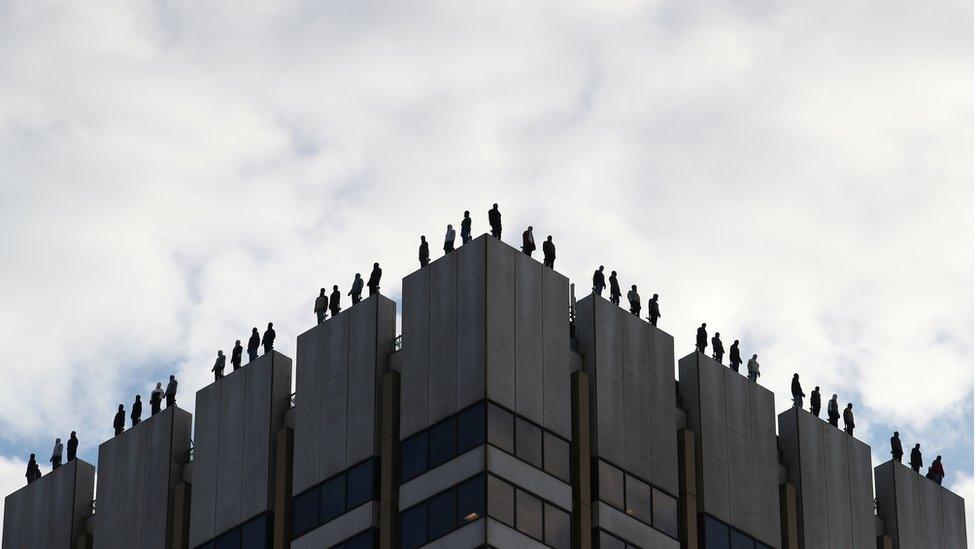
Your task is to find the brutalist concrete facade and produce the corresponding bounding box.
[874,460,967,549]
[1,458,94,549]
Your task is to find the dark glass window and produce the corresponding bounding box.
[756,543,773,549]
[215,527,241,549]
[515,418,543,468]
[515,489,543,541]
[597,461,625,510]
[598,531,626,549]
[544,503,571,549]
[652,489,679,539]
[703,515,730,549]
[428,489,457,541]
[543,432,570,482]
[321,474,346,523]
[292,488,320,537]
[197,543,215,549]
[487,404,514,453]
[400,503,428,549]
[624,475,651,524]
[457,403,486,453]
[457,475,486,526]
[242,514,270,549]
[346,459,376,509]
[429,416,458,468]
[487,475,515,527]
[401,431,429,481]
[730,529,755,549]
[344,529,376,549]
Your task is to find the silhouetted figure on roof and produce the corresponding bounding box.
[522,226,536,257]
[648,294,661,326]
[609,271,621,305]
[26,454,40,484]
[696,323,708,353]
[461,211,472,244]
[315,288,328,324]
[368,263,382,296]
[489,204,502,239]
[791,374,804,408]
[50,438,63,470]
[150,382,164,416]
[67,432,78,462]
[729,340,741,372]
[628,285,641,316]
[329,285,341,316]
[419,236,430,267]
[131,395,142,426]
[114,404,126,436]
[926,456,945,485]
[712,333,724,363]
[444,225,456,254]
[231,340,243,370]
[827,394,840,427]
[843,403,855,436]
[810,386,821,417]
[593,266,606,296]
[349,274,364,304]
[543,236,555,268]
[890,432,903,463]
[262,323,275,354]
[212,350,226,381]
[747,354,760,382]
[165,375,178,409]
[910,443,923,473]
[248,328,260,362]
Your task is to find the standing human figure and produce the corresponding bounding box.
[231,340,243,371]
[444,224,456,254]
[461,211,472,244]
[367,263,382,296]
[827,394,840,427]
[419,236,430,267]
[131,395,142,426]
[747,354,760,382]
[712,333,724,363]
[791,374,805,408]
[521,226,536,257]
[609,271,622,305]
[627,285,641,316]
[66,432,78,462]
[927,456,945,485]
[50,438,63,470]
[247,328,261,362]
[542,236,555,268]
[890,432,903,463]
[729,340,741,372]
[593,266,606,296]
[150,382,164,415]
[843,403,855,436]
[114,404,126,436]
[696,323,708,354]
[262,322,276,354]
[810,386,821,417]
[165,375,178,409]
[648,294,662,326]
[315,288,328,324]
[488,204,502,239]
[349,274,364,304]
[25,454,41,484]
[910,443,923,473]
[329,285,341,316]
[212,350,226,381]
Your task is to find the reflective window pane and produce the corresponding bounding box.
[242,514,270,549]
[515,489,543,541]
[428,489,457,541]
[597,461,625,510]
[400,503,428,549]
[652,489,679,539]
[487,475,514,527]
[401,432,428,481]
[487,404,514,453]
[346,459,376,509]
[515,418,543,468]
[457,475,486,526]
[730,529,755,549]
[292,487,320,538]
[457,403,486,453]
[598,531,626,549]
[215,527,241,549]
[543,432,570,482]
[544,503,571,549]
[624,475,651,524]
[321,474,345,523]
[345,529,376,549]
[703,515,730,549]
[429,416,457,468]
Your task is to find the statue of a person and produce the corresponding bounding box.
[329,285,341,316]
[627,285,641,316]
[262,322,275,354]
[542,236,555,268]
[315,288,328,324]
[349,274,364,304]
[150,382,164,415]
[461,211,472,244]
[212,350,225,381]
[488,203,502,239]
[648,294,662,327]
[367,263,382,296]
[593,266,606,296]
[712,333,724,363]
[131,395,142,426]
[114,404,126,435]
[521,226,536,257]
[696,323,708,353]
[247,328,260,362]
[729,339,741,372]
[419,236,430,267]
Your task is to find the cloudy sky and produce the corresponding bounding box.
[0,0,972,543]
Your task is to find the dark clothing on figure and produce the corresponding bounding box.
[461,216,472,243]
[50,441,63,470]
[910,447,923,472]
[810,389,821,417]
[543,240,555,268]
[165,379,178,408]
[350,277,364,305]
[330,289,341,316]
[212,354,226,381]
[262,327,275,354]
[729,343,741,372]
[891,435,903,463]
[489,207,502,239]
[927,460,945,484]
[593,270,606,296]
[791,378,804,408]
[114,410,125,435]
[609,275,621,305]
[67,436,78,462]
[131,399,142,426]
[649,298,661,326]
[247,332,260,362]
[367,266,382,296]
[231,343,243,370]
[627,289,641,316]
[315,294,328,324]
[419,241,430,267]
[696,327,708,353]
[712,336,724,363]
[843,408,855,435]
[26,458,40,484]
[521,230,535,257]
[150,388,163,415]
[827,398,840,427]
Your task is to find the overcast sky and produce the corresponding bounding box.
[0,0,972,543]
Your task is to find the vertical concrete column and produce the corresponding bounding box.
[170,482,190,549]
[779,482,799,549]
[379,372,400,549]
[2,458,95,549]
[677,429,698,549]
[571,371,592,549]
[874,459,967,548]
[272,427,294,549]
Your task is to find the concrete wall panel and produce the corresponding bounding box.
[486,518,549,549]
[456,237,487,411]
[322,311,349,477]
[118,420,147,548]
[648,326,678,495]
[486,236,516,411]
[143,408,173,549]
[25,470,51,549]
[824,425,854,549]
[594,502,681,549]
[214,367,246,534]
[2,483,27,549]
[918,474,945,548]
[942,490,967,549]
[401,268,429,438]
[593,296,624,466]
[348,300,380,465]
[621,313,652,481]
[294,325,324,493]
[725,369,754,535]
[189,383,220,544]
[514,251,544,424]
[399,447,485,510]
[93,435,120,549]
[487,446,572,511]
[428,253,458,424]
[291,501,377,549]
[542,267,574,438]
[848,439,875,549]
[749,384,780,546]
[49,462,76,548]
[681,353,730,522]
[422,517,485,549]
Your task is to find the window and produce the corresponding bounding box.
[457,475,486,525]
[429,416,458,468]
[515,418,543,468]
[652,489,679,539]
[515,489,543,541]
[321,475,345,523]
[346,459,376,509]
[544,503,571,549]
[625,475,651,524]
[241,514,270,549]
[401,431,428,481]
[400,503,428,549]
[598,531,626,549]
[487,475,515,527]
[703,515,730,549]
[487,404,514,453]
[543,432,570,482]
[215,528,241,549]
[597,461,625,510]
[292,488,320,537]
[343,530,376,549]
[730,529,755,549]
[457,403,486,453]
[428,489,457,541]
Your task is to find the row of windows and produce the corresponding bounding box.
[486,474,571,549]
[194,513,270,549]
[487,403,571,483]
[702,515,774,549]
[400,474,487,548]
[327,528,377,549]
[594,529,641,549]
[292,458,378,539]
[595,460,679,539]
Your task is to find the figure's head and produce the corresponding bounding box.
[915,443,920,449]
[846,403,852,409]
[652,293,658,299]
[71,431,76,438]
[832,393,837,399]
[252,327,259,333]
[217,350,223,356]
[599,265,604,271]
[29,453,35,460]
[236,339,241,345]
[701,322,706,328]
[170,375,175,381]
[894,431,899,437]
[156,382,162,389]
[320,288,325,295]
[135,395,141,401]
[715,332,720,337]
[118,404,124,411]
[752,354,758,359]
[56,438,60,444]
[267,322,273,329]
[493,203,498,209]
[373,262,379,268]
[355,273,361,279]
[632,285,637,290]
[611,270,617,276]
[333,285,339,291]
[793,373,798,379]
[464,210,470,216]
[733,339,739,345]
[814,385,819,390]
[447,224,453,230]
[936,455,942,461]
[547,235,552,241]
[421,235,426,242]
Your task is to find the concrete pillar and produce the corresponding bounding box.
[779,483,799,549]
[379,372,400,549]
[170,482,190,549]
[677,429,698,549]
[571,371,592,549]
[272,427,294,549]
[2,458,95,549]
[874,459,967,548]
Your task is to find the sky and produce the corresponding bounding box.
[0,0,972,543]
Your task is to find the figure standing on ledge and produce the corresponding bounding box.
[165,375,178,409]
[461,211,472,244]
[890,432,903,463]
[150,382,164,416]
[521,226,536,257]
[810,386,821,417]
[231,340,243,371]
[262,322,276,354]
[609,271,621,305]
[131,395,142,426]
[648,294,661,326]
[910,443,923,473]
[712,333,724,363]
[843,403,855,436]
[25,454,40,484]
[543,236,555,268]
[315,288,328,324]
[367,263,382,296]
[628,285,641,316]
[593,266,606,296]
[747,354,760,382]
[926,456,945,485]
[419,236,430,267]
[67,432,78,462]
[791,374,804,408]
[489,203,502,239]
[827,394,840,427]
[444,224,456,254]
[329,285,341,317]
[212,350,226,381]
[729,340,741,372]
[349,274,364,304]
[114,404,125,436]
[696,323,708,353]
[248,328,260,362]
[50,438,62,470]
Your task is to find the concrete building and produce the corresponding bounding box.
[874,460,967,549]
[2,458,94,549]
